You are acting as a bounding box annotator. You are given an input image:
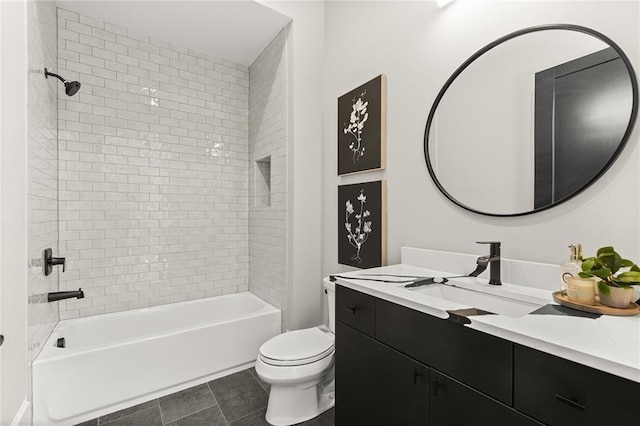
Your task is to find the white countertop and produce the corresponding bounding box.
[332,263,640,384]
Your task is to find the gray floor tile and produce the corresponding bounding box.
[248,367,270,393]
[100,406,162,426]
[229,408,269,426]
[90,368,333,426]
[98,399,158,424]
[209,370,268,423]
[298,407,335,426]
[164,406,228,426]
[229,406,335,426]
[159,383,217,424]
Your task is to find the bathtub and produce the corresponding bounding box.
[32,292,281,426]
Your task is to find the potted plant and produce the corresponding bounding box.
[579,246,640,308]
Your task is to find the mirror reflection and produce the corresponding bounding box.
[425,26,637,216]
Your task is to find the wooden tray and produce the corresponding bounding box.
[552,291,640,316]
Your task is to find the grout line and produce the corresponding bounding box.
[229,406,266,425]
[163,404,217,425]
[100,404,160,426]
[207,381,230,426]
[157,399,165,426]
[247,367,269,394]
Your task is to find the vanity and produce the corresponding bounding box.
[333,248,640,426]
[332,21,640,426]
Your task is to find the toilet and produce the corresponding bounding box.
[255,278,336,426]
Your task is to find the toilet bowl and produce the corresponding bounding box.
[255,278,336,426]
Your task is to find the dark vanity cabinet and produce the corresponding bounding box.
[335,284,639,425]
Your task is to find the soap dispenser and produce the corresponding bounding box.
[560,243,582,294]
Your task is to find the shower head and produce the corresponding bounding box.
[44,68,81,97]
[64,81,81,96]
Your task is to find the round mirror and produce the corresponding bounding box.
[424,24,638,217]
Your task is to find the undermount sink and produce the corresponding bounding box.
[412,283,543,318]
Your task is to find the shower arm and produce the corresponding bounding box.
[44,68,66,83]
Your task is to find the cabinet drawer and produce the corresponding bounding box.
[336,285,375,337]
[376,298,513,405]
[514,344,640,426]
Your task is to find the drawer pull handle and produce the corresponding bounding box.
[411,368,418,385]
[431,378,442,396]
[345,306,357,314]
[555,394,586,411]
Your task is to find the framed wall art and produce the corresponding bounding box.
[337,75,386,175]
[338,180,387,268]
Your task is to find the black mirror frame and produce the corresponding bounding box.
[423,23,639,217]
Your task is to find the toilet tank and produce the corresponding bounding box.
[323,278,336,333]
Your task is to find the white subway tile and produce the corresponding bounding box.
[58,10,258,320]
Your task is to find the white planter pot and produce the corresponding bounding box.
[599,286,634,308]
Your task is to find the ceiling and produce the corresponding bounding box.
[57,0,292,66]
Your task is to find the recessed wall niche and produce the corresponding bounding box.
[255,156,272,207]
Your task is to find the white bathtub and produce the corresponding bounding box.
[32,292,281,425]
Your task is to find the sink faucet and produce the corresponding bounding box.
[476,241,501,286]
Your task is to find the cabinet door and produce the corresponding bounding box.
[430,369,543,426]
[336,322,429,425]
[376,298,513,405]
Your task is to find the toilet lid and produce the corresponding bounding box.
[259,328,334,366]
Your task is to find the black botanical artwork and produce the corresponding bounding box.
[338,75,386,175]
[338,181,386,268]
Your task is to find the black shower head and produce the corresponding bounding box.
[44,68,81,97]
[64,81,81,96]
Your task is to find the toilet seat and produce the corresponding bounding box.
[259,328,334,367]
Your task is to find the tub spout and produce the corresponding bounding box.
[48,288,84,302]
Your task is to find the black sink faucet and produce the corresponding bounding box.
[476,241,501,286]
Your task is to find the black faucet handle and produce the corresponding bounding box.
[51,256,66,272]
[477,241,501,254]
[43,248,66,275]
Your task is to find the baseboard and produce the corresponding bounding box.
[12,399,30,426]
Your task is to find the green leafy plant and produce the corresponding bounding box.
[579,246,640,296]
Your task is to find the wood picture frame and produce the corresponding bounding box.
[338,75,386,175]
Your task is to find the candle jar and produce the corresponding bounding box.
[566,276,596,305]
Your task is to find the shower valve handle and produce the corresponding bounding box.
[43,248,66,276]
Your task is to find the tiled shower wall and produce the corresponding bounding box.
[248,30,288,315]
[27,0,59,360]
[56,8,250,319]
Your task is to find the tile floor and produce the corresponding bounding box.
[76,367,334,426]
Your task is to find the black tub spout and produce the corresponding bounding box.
[48,288,84,302]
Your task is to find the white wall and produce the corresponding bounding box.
[0,0,30,423]
[259,1,325,330]
[323,1,640,278]
[249,29,288,320]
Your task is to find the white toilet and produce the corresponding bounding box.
[255,278,336,426]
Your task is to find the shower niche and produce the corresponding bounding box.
[255,156,272,207]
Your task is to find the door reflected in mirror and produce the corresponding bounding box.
[425,25,638,217]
